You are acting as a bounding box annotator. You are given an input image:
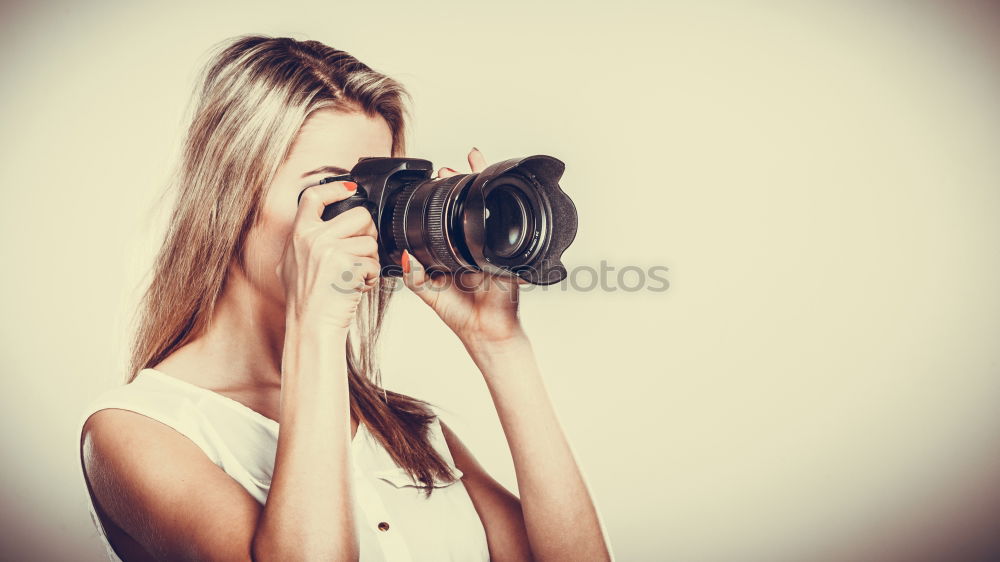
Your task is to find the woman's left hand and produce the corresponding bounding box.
[399,147,530,347]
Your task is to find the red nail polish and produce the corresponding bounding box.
[445,167,457,173]
[344,181,357,191]
[401,250,410,274]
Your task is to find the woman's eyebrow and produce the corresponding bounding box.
[301,165,351,178]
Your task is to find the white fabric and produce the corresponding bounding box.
[76,368,490,561]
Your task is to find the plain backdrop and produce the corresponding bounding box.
[2,1,1000,561]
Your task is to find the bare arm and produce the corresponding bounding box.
[253,178,380,559]
[80,179,376,561]
[396,147,611,560]
[251,320,357,560]
[439,419,534,561]
[458,331,613,562]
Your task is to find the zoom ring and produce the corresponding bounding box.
[425,184,464,271]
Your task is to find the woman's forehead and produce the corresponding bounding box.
[289,109,393,165]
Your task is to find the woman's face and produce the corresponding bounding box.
[243,108,394,308]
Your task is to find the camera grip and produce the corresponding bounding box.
[297,182,376,222]
[319,186,376,221]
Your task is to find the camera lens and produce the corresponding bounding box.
[388,173,473,273]
[387,171,547,276]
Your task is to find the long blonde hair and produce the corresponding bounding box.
[127,34,455,494]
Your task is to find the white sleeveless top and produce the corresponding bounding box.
[76,368,490,561]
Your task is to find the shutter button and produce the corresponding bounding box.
[378,521,390,532]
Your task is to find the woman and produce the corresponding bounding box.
[77,34,611,561]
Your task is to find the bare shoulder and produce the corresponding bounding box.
[83,407,198,461]
[81,408,218,493]
[81,408,262,561]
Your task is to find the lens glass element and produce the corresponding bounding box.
[484,185,531,258]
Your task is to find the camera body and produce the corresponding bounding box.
[297,155,577,286]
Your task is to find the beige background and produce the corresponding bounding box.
[2,1,999,560]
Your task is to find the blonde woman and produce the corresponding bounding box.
[77,34,611,561]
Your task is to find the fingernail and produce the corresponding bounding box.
[344,181,357,191]
[471,147,480,153]
[445,167,457,173]
[401,250,410,274]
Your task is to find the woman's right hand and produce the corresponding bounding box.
[276,180,381,331]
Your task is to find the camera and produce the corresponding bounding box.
[296,155,578,286]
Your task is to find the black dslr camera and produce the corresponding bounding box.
[296,155,578,286]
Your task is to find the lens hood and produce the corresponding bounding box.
[463,155,577,285]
